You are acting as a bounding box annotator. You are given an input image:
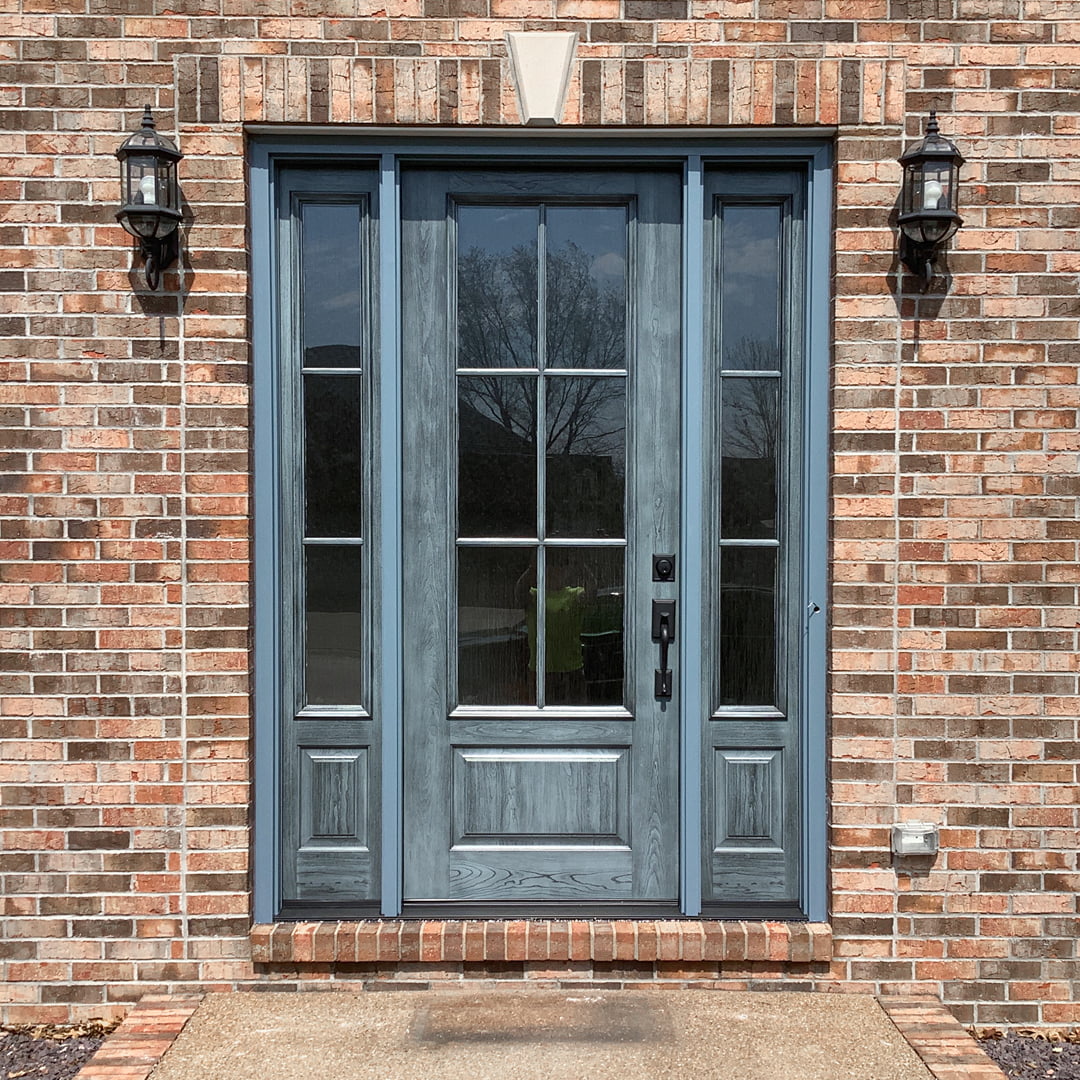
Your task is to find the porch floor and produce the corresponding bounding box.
[77,990,1007,1080]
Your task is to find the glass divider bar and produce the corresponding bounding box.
[536,205,548,707]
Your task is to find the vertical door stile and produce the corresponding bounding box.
[681,154,705,916]
[379,152,403,916]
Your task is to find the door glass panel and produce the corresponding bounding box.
[545,206,627,370]
[305,545,363,706]
[304,375,362,537]
[719,204,781,371]
[455,201,633,709]
[721,377,778,540]
[718,546,776,707]
[457,205,539,369]
[458,376,537,538]
[301,202,363,369]
[546,376,625,539]
[457,546,534,706]
[544,547,625,706]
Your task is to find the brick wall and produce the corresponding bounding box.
[1,0,1078,1027]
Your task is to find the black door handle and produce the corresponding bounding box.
[652,599,676,699]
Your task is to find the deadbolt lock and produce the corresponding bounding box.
[652,553,676,582]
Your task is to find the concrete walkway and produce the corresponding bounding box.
[75,989,1008,1080]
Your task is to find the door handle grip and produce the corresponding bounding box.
[653,599,675,699]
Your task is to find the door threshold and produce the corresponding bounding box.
[401,901,682,919]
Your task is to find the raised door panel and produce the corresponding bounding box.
[295,745,372,899]
[452,748,630,846]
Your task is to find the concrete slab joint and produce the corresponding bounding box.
[505,32,578,126]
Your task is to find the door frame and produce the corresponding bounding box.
[250,132,832,923]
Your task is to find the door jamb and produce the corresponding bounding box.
[249,134,832,924]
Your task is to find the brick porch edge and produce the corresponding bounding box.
[73,995,202,1080]
[879,996,1008,1080]
[73,991,1007,1080]
[250,920,833,965]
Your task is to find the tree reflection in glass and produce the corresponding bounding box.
[457,205,538,369]
[546,377,625,539]
[455,203,629,708]
[721,378,778,540]
[458,377,537,538]
[546,206,626,370]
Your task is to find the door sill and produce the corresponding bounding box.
[251,918,832,966]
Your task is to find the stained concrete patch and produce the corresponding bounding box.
[148,989,936,1080]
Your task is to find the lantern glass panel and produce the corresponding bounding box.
[157,162,177,212]
[919,217,953,245]
[919,161,951,212]
[123,153,160,207]
[122,208,163,240]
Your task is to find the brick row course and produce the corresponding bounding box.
[0,0,1078,1029]
[250,921,834,965]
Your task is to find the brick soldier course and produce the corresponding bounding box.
[1,0,1078,1027]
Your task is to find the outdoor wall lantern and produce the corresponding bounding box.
[115,105,183,290]
[897,111,964,285]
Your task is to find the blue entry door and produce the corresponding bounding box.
[400,167,683,910]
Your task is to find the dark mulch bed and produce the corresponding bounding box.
[0,1021,117,1080]
[977,1029,1080,1080]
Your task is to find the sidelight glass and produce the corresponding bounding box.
[545,206,627,370]
[458,376,537,538]
[304,375,362,538]
[721,377,778,540]
[305,545,363,706]
[718,546,776,707]
[546,376,626,539]
[544,547,625,707]
[457,205,539,369]
[457,546,535,706]
[719,204,782,371]
[301,202,363,369]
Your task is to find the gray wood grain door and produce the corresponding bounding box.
[401,168,682,908]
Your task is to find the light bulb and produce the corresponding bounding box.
[138,174,157,204]
[922,178,943,211]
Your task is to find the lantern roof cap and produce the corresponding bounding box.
[116,105,182,162]
[899,110,964,166]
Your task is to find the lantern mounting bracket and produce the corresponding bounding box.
[136,231,180,292]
